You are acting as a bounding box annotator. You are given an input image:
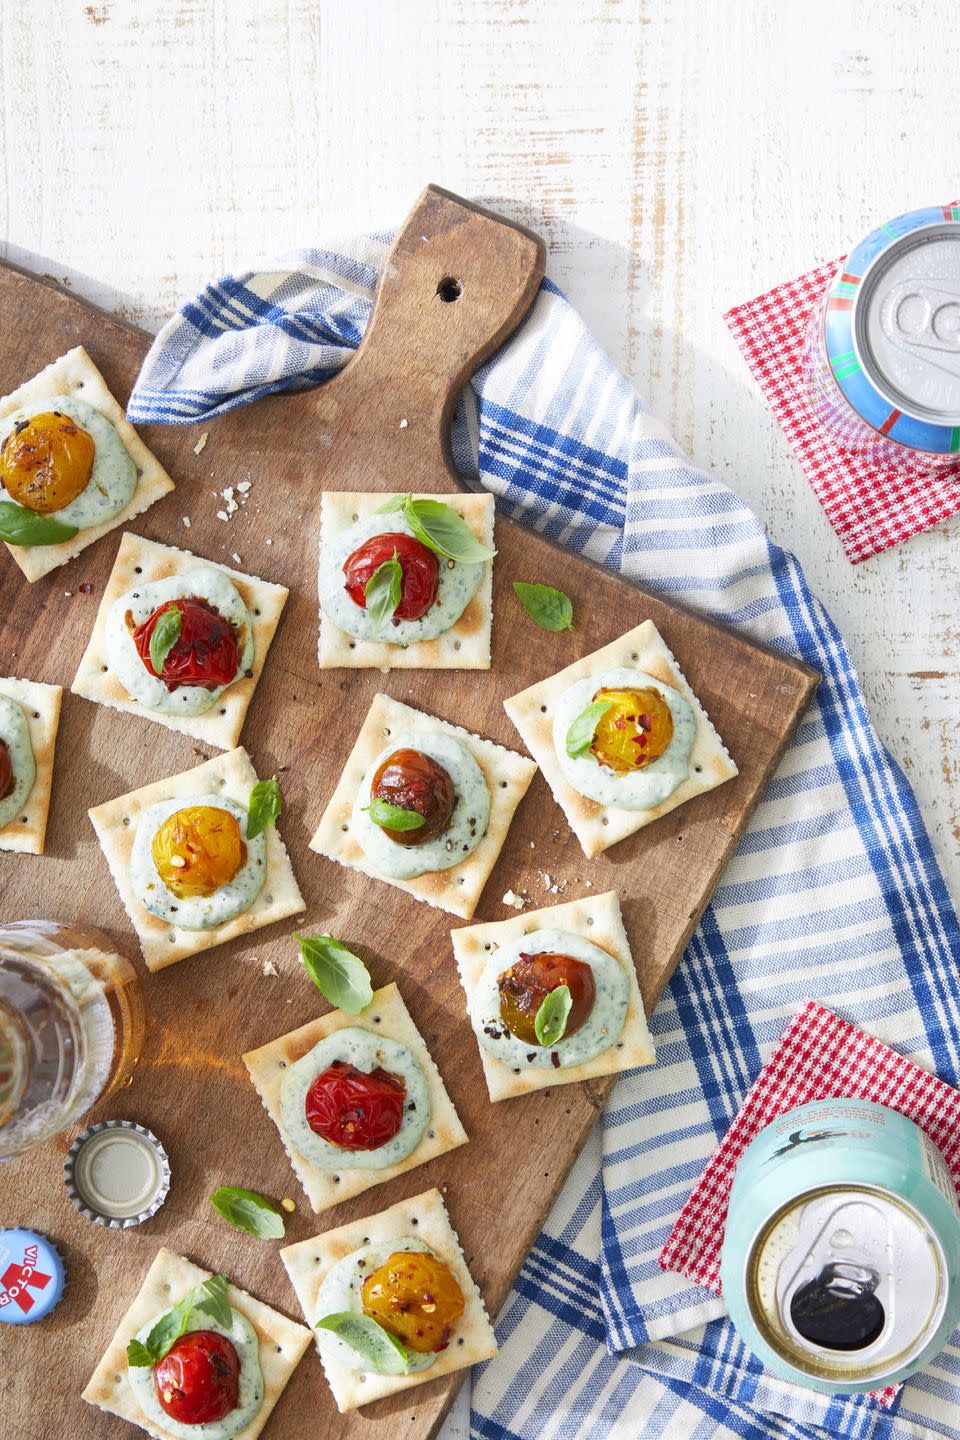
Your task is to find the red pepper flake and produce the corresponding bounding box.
[79,582,93,594]
[613,715,626,731]
[638,714,651,730]
[633,734,648,747]
[550,1051,561,1068]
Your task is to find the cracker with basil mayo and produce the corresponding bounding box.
[88,746,304,970]
[243,981,467,1214]
[318,490,494,669]
[280,1187,496,1412]
[82,1247,310,1440]
[453,890,654,1100]
[72,533,288,749]
[0,675,62,854]
[0,346,174,582]
[309,692,537,920]
[504,618,737,858]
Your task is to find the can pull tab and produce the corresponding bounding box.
[881,280,960,358]
[790,1262,885,1352]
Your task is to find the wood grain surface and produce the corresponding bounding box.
[0,188,815,1439]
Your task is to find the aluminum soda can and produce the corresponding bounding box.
[720,1098,960,1394]
[802,204,960,469]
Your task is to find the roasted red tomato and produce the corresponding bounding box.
[0,740,13,800]
[590,686,673,774]
[0,411,95,513]
[361,1251,465,1353]
[369,748,456,846]
[305,1059,406,1151]
[498,952,597,1046]
[132,596,241,692]
[343,532,439,622]
[153,1329,240,1425]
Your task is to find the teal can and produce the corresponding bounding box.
[720,1099,960,1394]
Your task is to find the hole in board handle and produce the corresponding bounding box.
[436,276,462,303]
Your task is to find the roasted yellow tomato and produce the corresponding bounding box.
[361,1250,465,1354]
[590,686,673,773]
[0,411,95,514]
[151,805,247,899]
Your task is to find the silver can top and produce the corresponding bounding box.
[854,223,960,424]
[752,1186,947,1383]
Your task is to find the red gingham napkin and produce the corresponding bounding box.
[725,263,960,564]
[658,1000,960,1406]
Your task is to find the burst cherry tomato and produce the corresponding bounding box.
[343,532,439,622]
[370,748,456,847]
[153,1329,240,1425]
[361,1250,465,1354]
[590,686,673,774]
[132,597,241,692]
[151,805,247,899]
[498,952,597,1046]
[0,411,95,513]
[0,740,13,800]
[305,1059,406,1151]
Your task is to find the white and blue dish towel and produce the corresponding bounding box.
[129,229,960,1440]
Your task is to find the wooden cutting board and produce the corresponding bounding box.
[0,187,818,1440]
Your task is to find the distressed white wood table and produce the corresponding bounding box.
[2,3,958,1436]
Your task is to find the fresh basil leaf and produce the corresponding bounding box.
[195,1273,233,1328]
[565,699,615,758]
[149,604,183,675]
[294,933,374,1015]
[375,493,410,514]
[364,796,426,832]
[316,1312,410,1374]
[402,496,496,563]
[513,581,574,633]
[209,1187,285,1240]
[125,1338,155,1368]
[535,984,572,1047]
[0,501,78,547]
[142,1290,196,1365]
[364,554,402,631]
[247,775,282,839]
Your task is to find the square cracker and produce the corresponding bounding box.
[280,1187,497,1412]
[0,675,62,854]
[503,618,737,859]
[309,692,536,920]
[452,889,655,1101]
[243,981,468,1213]
[88,746,304,971]
[81,1246,311,1440]
[72,532,288,748]
[318,491,494,670]
[0,346,174,582]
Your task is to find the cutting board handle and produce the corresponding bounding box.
[325,185,546,483]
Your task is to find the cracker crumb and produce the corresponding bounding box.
[502,888,527,911]
[193,431,208,456]
[63,590,73,597]
[216,509,229,522]
[237,480,251,493]
[261,958,278,977]
[265,538,273,546]
[399,418,408,429]
[182,515,191,528]
[280,1197,296,1213]
[232,553,242,565]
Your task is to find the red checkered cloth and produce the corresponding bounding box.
[725,263,960,564]
[658,1000,960,1407]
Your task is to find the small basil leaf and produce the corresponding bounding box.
[195,1273,233,1328]
[125,1339,155,1368]
[316,1312,410,1374]
[294,933,374,1015]
[534,984,572,1047]
[402,496,496,563]
[247,775,282,839]
[142,1290,195,1364]
[364,554,402,631]
[513,581,574,633]
[375,493,410,514]
[565,700,615,758]
[0,501,79,547]
[209,1186,285,1240]
[149,604,183,675]
[364,796,426,832]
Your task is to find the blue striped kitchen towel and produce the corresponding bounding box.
[129,232,960,1440]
